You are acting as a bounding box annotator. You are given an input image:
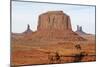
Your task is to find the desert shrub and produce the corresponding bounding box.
[48,52,61,64]
[75,44,81,50]
[74,44,88,62]
[74,51,87,62]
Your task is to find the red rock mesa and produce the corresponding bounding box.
[12,11,86,41]
[37,11,72,31]
[34,11,85,41]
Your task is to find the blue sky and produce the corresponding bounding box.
[12,1,95,34]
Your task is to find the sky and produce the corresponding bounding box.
[12,1,95,34]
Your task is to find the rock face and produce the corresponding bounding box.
[34,11,85,41]
[37,11,72,31]
[12,11,86,41]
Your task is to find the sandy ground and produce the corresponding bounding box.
[11,34,96,66]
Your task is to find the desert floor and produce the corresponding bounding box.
[11,35,96,66]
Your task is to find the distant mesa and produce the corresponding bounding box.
[75,25,87,35]
[23,24,33,34]
[35,11,86,41]
[12,11,86,41]
[37,11,72,31]
[12,24,33,39]
[75,25,95,40]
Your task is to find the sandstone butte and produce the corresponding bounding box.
[21,11,86,41]
[12,11,87,41]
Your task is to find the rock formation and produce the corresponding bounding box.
[12,11,86,41]
[75,25,95,40]
[37,11,72,31]
[23,24,33,34]
[75,25,87,35]
[34,11,85,41]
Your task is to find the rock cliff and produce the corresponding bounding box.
[37,11,72,31]
[34,11,86,41]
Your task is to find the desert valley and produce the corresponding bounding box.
[11,11,96,66]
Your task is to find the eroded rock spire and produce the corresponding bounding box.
[23,24,33,34]
[76,25,86,35]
